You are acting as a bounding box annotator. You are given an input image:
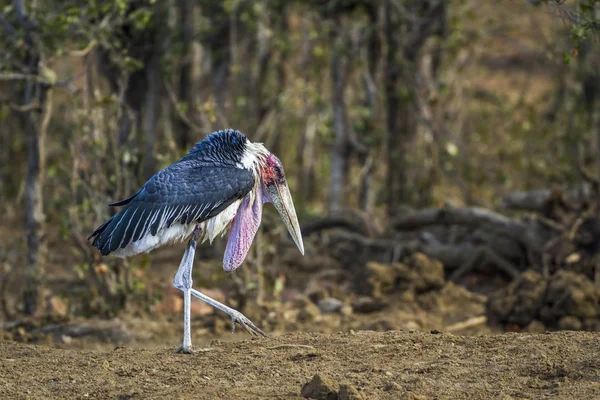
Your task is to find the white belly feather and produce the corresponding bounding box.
[111,199,243,258]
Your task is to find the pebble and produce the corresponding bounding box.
[318,298,344,314]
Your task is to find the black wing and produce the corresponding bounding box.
[88,162,255,256]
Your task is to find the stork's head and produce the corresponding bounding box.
[223,133,304,272]
[260,154,304,255]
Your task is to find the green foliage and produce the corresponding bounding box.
[530,0,600,62]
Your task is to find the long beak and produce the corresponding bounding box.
[265,182,304,255]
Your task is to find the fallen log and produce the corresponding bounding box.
[393,206,523,232]
[308,204,596,282]
[501,184,593,215]
[325,230,521,280]
[301,216,371,237]
[393,206,554,256]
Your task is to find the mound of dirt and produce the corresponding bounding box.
[362,252,445,299]
[2,330,600,399]
[487,269,600,331]
[263,252,487,336]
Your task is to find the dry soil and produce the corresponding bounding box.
[1,330,600,399]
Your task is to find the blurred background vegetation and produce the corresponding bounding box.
[2,0,600,348]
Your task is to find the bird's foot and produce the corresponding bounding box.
[175,344,194,354]
[230,310,267,337]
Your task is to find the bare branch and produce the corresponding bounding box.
[70,40,97,57]
[0,72,52,85]
[0,72,80,93]
[10,101,41,112]
[527,0,600,33]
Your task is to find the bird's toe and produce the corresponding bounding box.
[175,345,194,354]
[231,312,268,337]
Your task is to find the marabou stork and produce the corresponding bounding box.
[88,129,304,353]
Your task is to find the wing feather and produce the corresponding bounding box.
[120,206,140,249]
[132,208,148,242]
[150,206,165,236]
[89,162,255,256]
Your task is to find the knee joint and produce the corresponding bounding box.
[172,275,192,291]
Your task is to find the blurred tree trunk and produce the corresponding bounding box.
[578,45,600,210]
[174,0,194,149]
[385,0,409,217]
[259,3,289,156]
[299,115,318,206]
[329,16,350,215]
[143,51,160,180]
[94,1,170,187]
[297,24,318,207]
[15,0,46,316]
[200,2,231,127]
[252,14,271,132]
[385,0,446,217]
[414,1,447,205]
[358,4,382,213]
[0,118,7,205]
[271,4,289,156]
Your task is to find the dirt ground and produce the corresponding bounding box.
[3,224,600,399]
[2,330,600,399]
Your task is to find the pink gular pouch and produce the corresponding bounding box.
[223,188,268,272]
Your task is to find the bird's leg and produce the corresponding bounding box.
[172,226,200,354]
[189,288,267,337]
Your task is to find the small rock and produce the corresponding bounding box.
[338,384,363,400]
[403,320,420,330]
[383,382,401,392]
[352,296,388,313]
[318,298,344,314]
[301,374,338,400]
